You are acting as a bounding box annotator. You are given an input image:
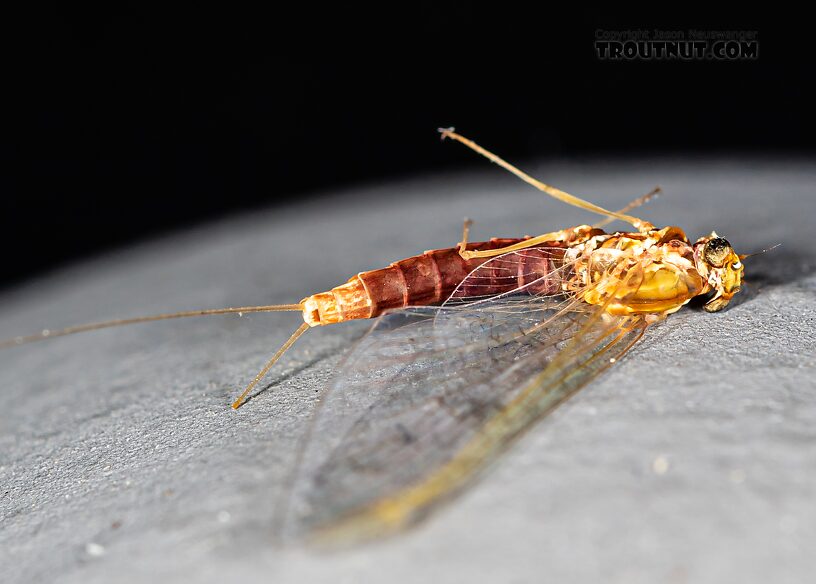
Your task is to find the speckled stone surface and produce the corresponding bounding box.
[1,158,815,583]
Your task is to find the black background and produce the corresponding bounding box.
[4,6,811,288]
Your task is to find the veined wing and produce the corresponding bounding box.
[280,249,648,544]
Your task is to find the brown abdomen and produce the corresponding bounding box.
[301,238,562,326]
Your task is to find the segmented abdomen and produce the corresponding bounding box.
[301,238,562,326]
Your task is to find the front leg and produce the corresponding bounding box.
[458,226,593,260]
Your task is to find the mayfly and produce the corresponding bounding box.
[1,129,751,543]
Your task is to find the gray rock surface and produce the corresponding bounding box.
[1,157,815,583]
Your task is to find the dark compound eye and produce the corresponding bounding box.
[703,237,733,267]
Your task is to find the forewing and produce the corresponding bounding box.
[442,247,573,308]
[281,249,647,544]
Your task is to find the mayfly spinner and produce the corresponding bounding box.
[2,129,752,543]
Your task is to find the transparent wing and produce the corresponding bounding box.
[442,247,571,307]
[281,248,648,544]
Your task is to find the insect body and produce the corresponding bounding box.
[301,236,545,326]
[1,129,749,544]
[302,223,742,327]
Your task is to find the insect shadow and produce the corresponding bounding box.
[237,350,329,407]
[237,327,367,407]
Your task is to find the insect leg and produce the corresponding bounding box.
[439,128,654,232]
[593,186,661,229]
[458,229,574,260]
[231,322,310,409]
[457,217,474,256]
